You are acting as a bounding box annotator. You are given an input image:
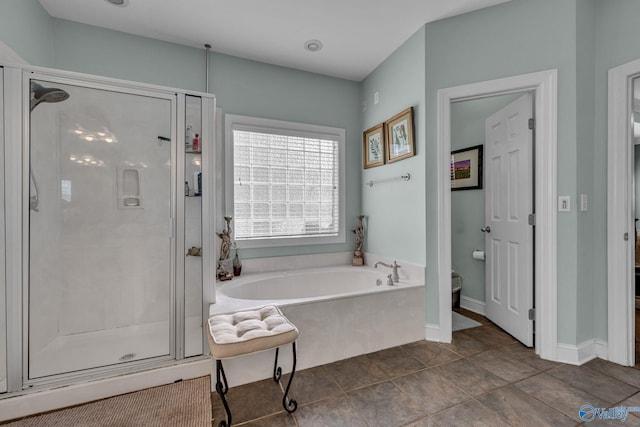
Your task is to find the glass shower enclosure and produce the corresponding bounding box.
[28,79,176,378]
[2,66,214,392]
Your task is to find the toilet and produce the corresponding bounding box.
[451,271,462,309]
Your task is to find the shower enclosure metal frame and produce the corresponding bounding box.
[2,64,216,394]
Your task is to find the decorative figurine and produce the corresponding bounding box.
[217,216,233,280]
[352,215,365,266]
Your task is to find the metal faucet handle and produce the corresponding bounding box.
[390,262,401,283]
[386,274,394,286]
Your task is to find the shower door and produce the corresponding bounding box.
[27,78,175,379]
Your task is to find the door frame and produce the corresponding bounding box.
[436,69,558,361]
[607,58,640,366]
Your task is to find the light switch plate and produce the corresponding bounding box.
[580,194,588,212]
[559,196,570,212]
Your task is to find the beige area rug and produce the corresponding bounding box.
[452,311,482,332]
[3,376,211,427]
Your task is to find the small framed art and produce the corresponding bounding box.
[363,123,385,168]
[451,144,483,190]
[385,107,415,164]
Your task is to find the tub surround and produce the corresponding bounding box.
[231,251,425,282]
[210,253,426,388]
[364,252,425,284]
[237,251,353,274]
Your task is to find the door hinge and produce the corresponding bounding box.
[528,213,536,226]
[528,118,535,130]
[624,232,629,241]
[528,308,535,321]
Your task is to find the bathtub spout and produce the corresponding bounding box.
[374,261,401,283]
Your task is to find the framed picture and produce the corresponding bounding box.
[385,107,415,163]
[363,123,385,168]
[451,144,483,190]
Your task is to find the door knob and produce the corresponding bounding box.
[481,226,491,233]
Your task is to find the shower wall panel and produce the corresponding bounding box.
[29,81,173,379]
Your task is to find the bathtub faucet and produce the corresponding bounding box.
[374,261,401,283]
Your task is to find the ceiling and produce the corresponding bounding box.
[39,0,510,82]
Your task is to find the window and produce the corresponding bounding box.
[225,115,345,248]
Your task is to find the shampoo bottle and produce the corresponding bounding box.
[192,133,200,152]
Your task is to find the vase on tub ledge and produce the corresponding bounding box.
[233,248,242,276]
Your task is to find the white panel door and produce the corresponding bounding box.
[484,93,534,347]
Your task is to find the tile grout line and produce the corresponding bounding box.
[319,360,374,427]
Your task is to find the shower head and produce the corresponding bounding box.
[30,82,70,111]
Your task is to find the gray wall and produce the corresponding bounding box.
[208,53,362,259]
[576,0,597,344]
[0,0,53,66]
[361,27,426,265]
[592,0,640,342]
[424,0,580,335]
[51,19,205,92]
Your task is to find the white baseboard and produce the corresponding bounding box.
[556,339,605,365]
[460,295,486,316]
[425,324,441,342]
[0,359,210,422]
[594,339,609,360]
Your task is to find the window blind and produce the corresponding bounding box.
[232,127,340,241]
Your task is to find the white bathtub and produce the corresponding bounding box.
[210,264,426,387]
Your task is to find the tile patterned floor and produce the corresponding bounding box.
[211,309,640,426]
